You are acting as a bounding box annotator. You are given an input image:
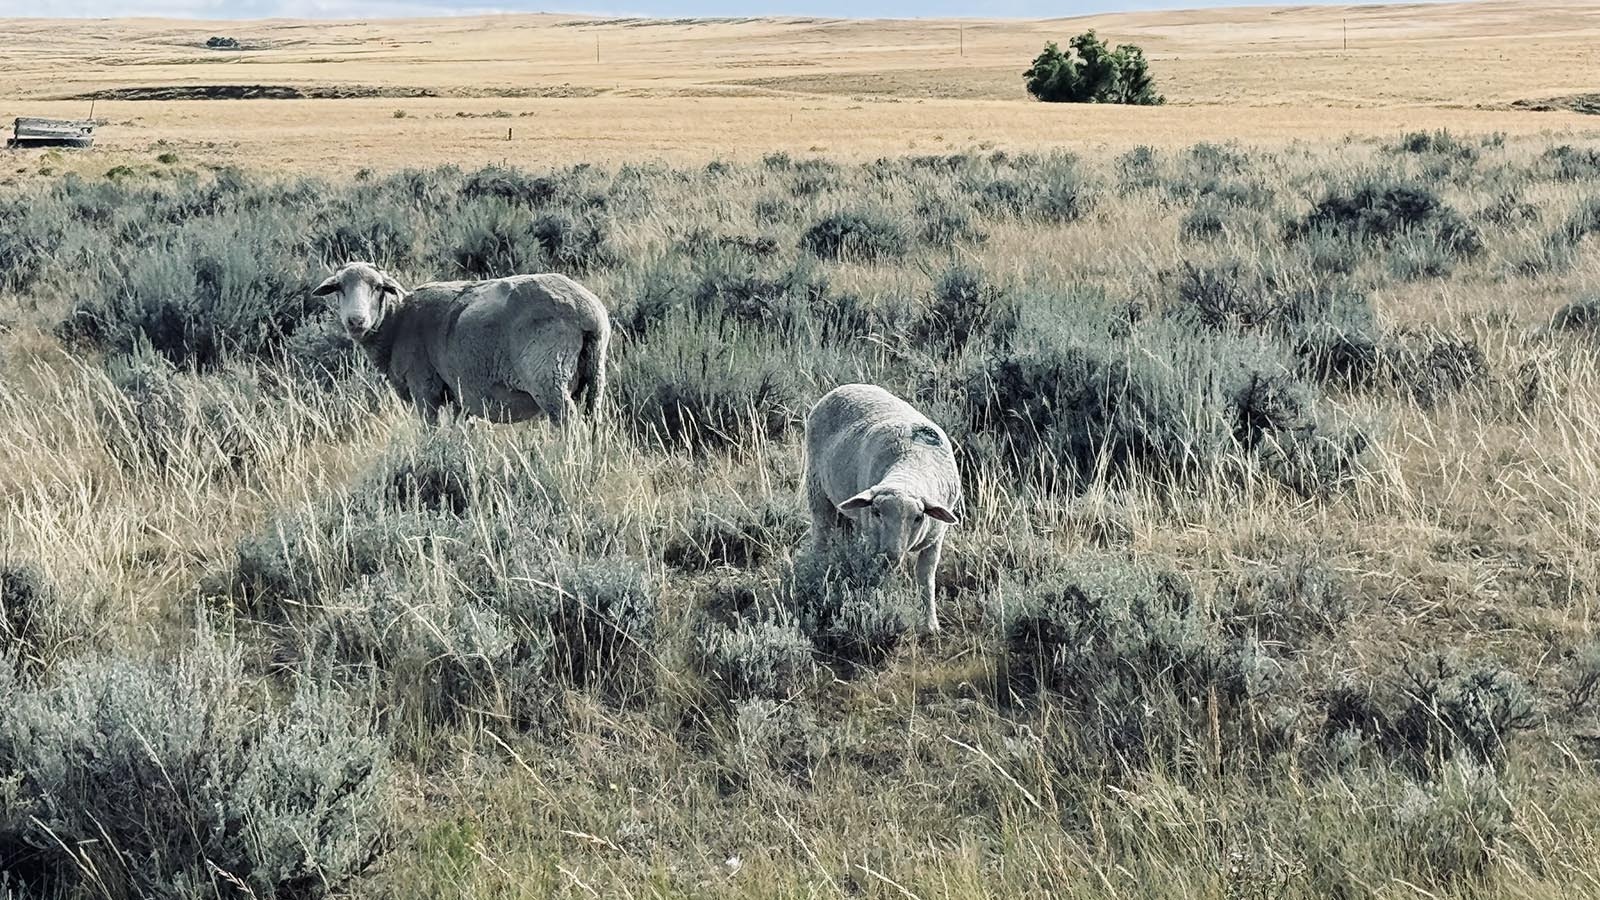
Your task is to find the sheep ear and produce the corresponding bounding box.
[379,273,407,297]
[311,275,342,297]
[838,491,875,512]
[924,503,959,525]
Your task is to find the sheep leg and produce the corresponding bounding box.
[411,374,451,426]
[517,340,581,426]
[531,381,578,426]
[803,473,845,552]
[914,540,942,634]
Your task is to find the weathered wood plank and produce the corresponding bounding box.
[8,117,95,149]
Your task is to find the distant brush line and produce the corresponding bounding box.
[70,83,600,101]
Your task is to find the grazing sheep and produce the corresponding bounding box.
[312,261,609,424]
[802,383,961,633]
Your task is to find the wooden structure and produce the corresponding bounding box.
[8,117,95,149]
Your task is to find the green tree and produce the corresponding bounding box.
[1024,31,1164,105]
[1070,31,1119,101]
[1022,41,1084,103]
[1111,44,1162,105]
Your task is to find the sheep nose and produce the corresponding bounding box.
[345,318,370,335]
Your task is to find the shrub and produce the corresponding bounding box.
[223,502,479,618]
[0,567,60,676]
[61,211,319,370]
[1023,32,1163,105]
[306,572,555,729]
[282,312,362,387]
[1392,762,1514,881]
[786,542,916,669]
[461,167,560,205]
[1563,639,1600,712]
[612,322,807,454]
[508,557,660,691]
[999,557,1275,767]
[1378,327,1487,408]
[366,426,566,520]
[529,211,615,272]
[913,194,987,248]
[957,317,1367,496]
[687,254,860,341]
[1388,130,1478,163]
[1325,657,1537,772]
[969,161,1097,223]
[663,497,806,572]
[801,210,909,262]
[436,199,549,278]
[1550,295,1600,334]
[681,228,780,259]
[0,196,71,293]
[725,698,827,786]
[97,348,268,477]
[1180,197,1229,240]
[1221,552,1351,646]
[1544,145,1600,181]
[1475,192,1538,226]
[0,629,392,899]
[1391,657,1537,768]
[1292,179,1481,259]
[698,616,815,701]
[311,198,419,268]
[913,264,1017,355]
[1166,260,1383,390]
[1555,196,1600,247]
[1386,231,1461,280]
[1115,146,1162,192]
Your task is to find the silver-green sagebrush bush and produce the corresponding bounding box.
[998,556,1277,767]
[786,541,919,669]
[6,141,1595,897]
[0,627,393,899]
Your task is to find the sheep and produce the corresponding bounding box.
[311,261,609,425]
[801,383,961,633]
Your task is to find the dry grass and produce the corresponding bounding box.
[4,1,1600,176]
[4,130,1600,896]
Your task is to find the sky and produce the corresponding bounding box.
[19,0,1443,20]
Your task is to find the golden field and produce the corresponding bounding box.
[4,0,1600,174]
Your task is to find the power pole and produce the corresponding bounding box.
[1343,19,1348,51]
[959,24,964,57]
[596,34,600,63]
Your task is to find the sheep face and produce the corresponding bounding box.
[312,262,405,340]
[839,487,957,564]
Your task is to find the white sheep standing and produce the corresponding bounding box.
[312,261,609,424]
[801,383,962,633]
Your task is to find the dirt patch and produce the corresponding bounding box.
[72,84,603,102]
[731,68,1024,101]
[77,84,439,101]
[1512,94,1600,115]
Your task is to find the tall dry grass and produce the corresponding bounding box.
[2,134,1600,898]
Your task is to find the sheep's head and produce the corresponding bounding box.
[312,262,406,340]
[838,485,958,564]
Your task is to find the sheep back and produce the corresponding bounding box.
[804,383,960,509]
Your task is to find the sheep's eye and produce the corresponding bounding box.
[872,508,881,518]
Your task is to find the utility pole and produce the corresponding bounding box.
[959,24,964,58]
[1343,19,1348,51]
[596,34,601,64]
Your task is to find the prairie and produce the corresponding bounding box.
[3,1,1600,174]
[5,3,1600,899]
